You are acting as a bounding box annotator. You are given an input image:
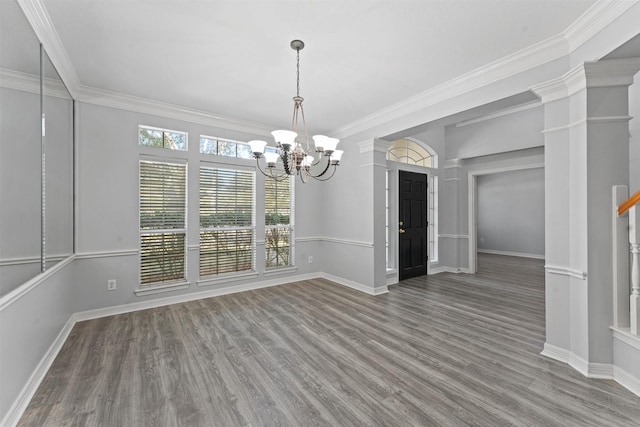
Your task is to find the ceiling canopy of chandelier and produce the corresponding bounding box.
[249,40,342,182]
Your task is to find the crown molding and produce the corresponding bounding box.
[332,33,569,140]
[75,85,275,136]
[17,0,81,97]
[563,0,639,52]
[0,68,39,95]
[455,101,541,128]
[584,58,640,88]
[532,57,640,104]
[0,67,72,99]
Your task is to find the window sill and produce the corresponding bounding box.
[197,271,259,287]
[134,281,190,296]
[264,266,298,277]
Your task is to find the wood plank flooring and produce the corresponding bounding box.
[19,254,640,426]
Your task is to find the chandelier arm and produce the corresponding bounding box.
[308,165,338,182]
[255,158,289,181]
[314,156,332,177]
[299,169,309,184]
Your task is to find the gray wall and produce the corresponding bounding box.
[477,168,545,257]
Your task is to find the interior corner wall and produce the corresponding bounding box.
[320,139,378,290]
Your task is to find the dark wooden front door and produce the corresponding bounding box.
[399,171,428,280]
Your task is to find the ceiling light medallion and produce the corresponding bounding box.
[249,40,342,182]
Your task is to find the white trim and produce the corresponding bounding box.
[568,353,590,377]
[442,178,461,182]
[263,266,298,277]
[134,281,190,296]
[0,68,71,100]
[295,236,323,243]
[75,272,380,323]
[542,116,633,134]
[429,266,447,274]
[0,253,69,266]
[0,255,74,311]
[333,33,569,140]
[17,0,82,97]
[467,164,545,274]
[75,249,138,259]
[563,1,638,52]
[614,366,640,397]
[541,342,570,363]
[443,159,462,169]
[197,270,273,287]
[544,264,588,280]
[320,272,388,296]
[323,237,374,248]
[477,249,545,260]
[455,101,541,128]
[0,315,76,427]
[78,85,274,137]
[438,234,469,239]
[611,326,640,351]
[436,267,470,274]
[587,363,615,380]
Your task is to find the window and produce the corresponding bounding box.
[265,177,293,268]
[139,161,187,285]
[139,125,187,151]
[387,138,436,168]
[199,167,255,276]
[200,135,253,159]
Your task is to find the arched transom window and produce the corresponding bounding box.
[386,138,436,168]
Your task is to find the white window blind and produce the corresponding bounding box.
[199,167,255,276]
[139,161,187,285]
[265,176,293,268]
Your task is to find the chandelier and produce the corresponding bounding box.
[249,40,343,182]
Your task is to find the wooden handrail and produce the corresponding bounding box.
[618,189,640,216]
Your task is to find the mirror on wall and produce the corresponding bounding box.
[43,51,74,269]
[0,1,74,296]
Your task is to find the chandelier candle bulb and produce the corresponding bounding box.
[331,150,343,165]
[248,140,267,156]
[263,151,279,167]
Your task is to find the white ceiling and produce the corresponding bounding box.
[35,0,597,135]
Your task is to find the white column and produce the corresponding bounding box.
[533,58,640,367]
[630,205,640,334]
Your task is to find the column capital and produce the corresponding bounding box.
[532,58,640,104]
[358,138,391,154]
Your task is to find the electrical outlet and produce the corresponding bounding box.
[308,256,313,264]
[107,279,117,291]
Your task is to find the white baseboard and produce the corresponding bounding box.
[1,316,76,427]
[541,343,640,397]
[429,266,446,274]
[541,342,570,363]
[320,272,388,295]
[477,249,545,260]
[614,366,640,396]
[75,272,322,322]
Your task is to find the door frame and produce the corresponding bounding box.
[467,163,544,274]
[387,163,435,278]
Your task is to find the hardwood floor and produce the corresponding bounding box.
[19,254,640,426]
